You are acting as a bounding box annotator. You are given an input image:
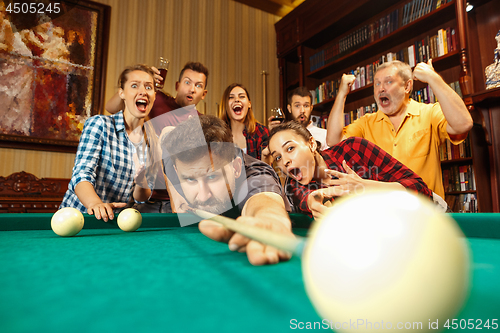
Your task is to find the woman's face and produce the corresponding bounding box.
[227,86,251,122]
[269,129,317,185]
[119,70,156,120]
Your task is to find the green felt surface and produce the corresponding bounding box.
[0,213,499,333]
[0,227,318,333]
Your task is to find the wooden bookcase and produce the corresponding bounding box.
[275,0,500,212]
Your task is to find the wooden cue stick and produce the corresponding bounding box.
[183,205,306,256]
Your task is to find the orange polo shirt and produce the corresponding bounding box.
[343,99,464,198]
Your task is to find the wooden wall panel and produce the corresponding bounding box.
[0,0,280,178]
[0,148,76,179]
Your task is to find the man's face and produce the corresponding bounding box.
[373,66,410,116]
[175,69,207,107]
[174,154,242,214]
[287,95,312,126]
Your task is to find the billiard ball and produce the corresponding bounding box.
[51,207,85,237]
[117,208,142,232]
[302,191,470,332]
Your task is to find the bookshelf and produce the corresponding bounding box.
[275,0,500,212]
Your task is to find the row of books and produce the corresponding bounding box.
[348,55,400,90]
[308,0,453,72]
[443,164,476,192]
[344,103,379,126]
[310,114,329,129]
[381,27,457,69]
[310,61,386,106]
[445,193,478,213]
[311,35,459,105]
[349,66,371,91]
[309,6,403,72]
[412,80,462,106]
[412,85,437,104]
[310,59,385,104]
[402,0,452,26]
[312,26,457,80]
[449,81,463,98]
[310,80,340,105]
[440,137,472,161]
[409,28,457,66]
[309,10,400,72]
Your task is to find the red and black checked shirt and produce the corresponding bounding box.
[287,137,433,216]
[244,122,269,160]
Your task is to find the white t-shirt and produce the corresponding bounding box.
[307,122,329,151]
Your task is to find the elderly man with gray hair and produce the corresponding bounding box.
[326,60,473,200]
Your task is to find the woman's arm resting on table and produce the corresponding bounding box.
[75,181,126,222]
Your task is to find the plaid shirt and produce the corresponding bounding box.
[288,137,432,216]
[60,112,137,213]
[244,122,269,160]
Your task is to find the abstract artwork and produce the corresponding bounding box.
[0,0,109,151]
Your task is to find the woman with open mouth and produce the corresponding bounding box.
[267,121,433,218]
[219,83,269,160]
[60,64,157,222]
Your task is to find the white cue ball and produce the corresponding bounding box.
[117,208,142,232]
[51,207,85,237]
[302,191,470,333]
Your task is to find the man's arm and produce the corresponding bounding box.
[198,192,294,266]
[105,92,124,114]
[267,116,283,132]
[326,74,356,146]
[413,60,473,135]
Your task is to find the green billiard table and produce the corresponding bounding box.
[0,213,499,333]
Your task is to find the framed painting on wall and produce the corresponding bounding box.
[0,0,110,152]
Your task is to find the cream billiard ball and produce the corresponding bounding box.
[51,207,85,237]
[302,191,470,333]
[117,208,142,232]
